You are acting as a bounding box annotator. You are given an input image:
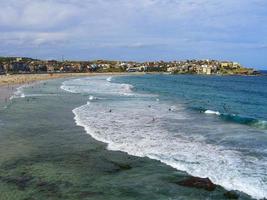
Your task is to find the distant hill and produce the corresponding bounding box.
[0,57,39,62]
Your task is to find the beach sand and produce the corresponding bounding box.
[0,72,138,86]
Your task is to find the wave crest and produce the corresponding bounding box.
[201,108,267,130]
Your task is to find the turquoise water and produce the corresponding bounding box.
[1,74,266,199]
[115,75,267,128]
[61,74,267,199]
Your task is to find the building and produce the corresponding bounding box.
[0,64,5,74]
[126,67,139,72]
[233,62,241,68]
[11,62,29,72]
[47,65,55,73]
[167,67,178,73]
[220,62,231,68]
[201,65,212,75]
[16,57,22,62]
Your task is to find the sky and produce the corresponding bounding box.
[0,0,266,69]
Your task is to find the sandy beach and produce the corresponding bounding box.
[0,73,78,104]
[0,72,138,86]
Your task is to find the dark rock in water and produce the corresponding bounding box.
[1,175,33,190]
[35,181,62,198]
[116,163,132,170]
[107,160,132,172]
[224,191,239,199]
[36,181,59,193]
[176,177,216,191]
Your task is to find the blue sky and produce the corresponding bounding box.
[0,0,266,69]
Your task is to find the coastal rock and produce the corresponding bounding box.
[224,191,239,199]
[176,177,216,191]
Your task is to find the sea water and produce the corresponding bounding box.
[61,74,267,200]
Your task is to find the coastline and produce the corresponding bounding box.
[0,72,147,86]
[0,72,146,104]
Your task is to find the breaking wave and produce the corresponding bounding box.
[202,109,267,130]
[62,76,267,200]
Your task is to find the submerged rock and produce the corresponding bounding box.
[1,175,33,190]
[176,177,216,191]
[224,191,239,199]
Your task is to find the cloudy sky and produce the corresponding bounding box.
[0,0,266,68]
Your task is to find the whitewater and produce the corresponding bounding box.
[61,76,267,200]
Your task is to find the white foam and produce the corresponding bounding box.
[10,85,27,99]
[63,76,267,200]
[204,110,220,115]
[107,77,112,82]
[89,96,95,100]
[73,103,267,199]
[254,120,267,129]
[61,77,134,96]
[10,81,57,100]
[61,76,156,98]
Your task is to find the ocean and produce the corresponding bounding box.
[0,74,266,199]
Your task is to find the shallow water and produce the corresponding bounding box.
[0,78,247,200]
[61,74,267,199]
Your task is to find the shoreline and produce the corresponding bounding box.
[0,72,146,105]
[0,72,147,86]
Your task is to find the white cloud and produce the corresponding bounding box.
[0,31,69,46]
[0,0,266,66]
[0,0,81,30]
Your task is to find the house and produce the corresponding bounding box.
[47,65,55,73]
[11,62,29,72]
[0,64,5,74]
[220,62,231,68]
[73,63,82,72]
[28,61,37,72]
[16,57,22,62]
[167,67,178,73]
[36,64,47,72]
[201,65,213,75]
[233,62,241,68]
[101,64,111,70]
[138,65,147,72]
[127,67,139,72]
